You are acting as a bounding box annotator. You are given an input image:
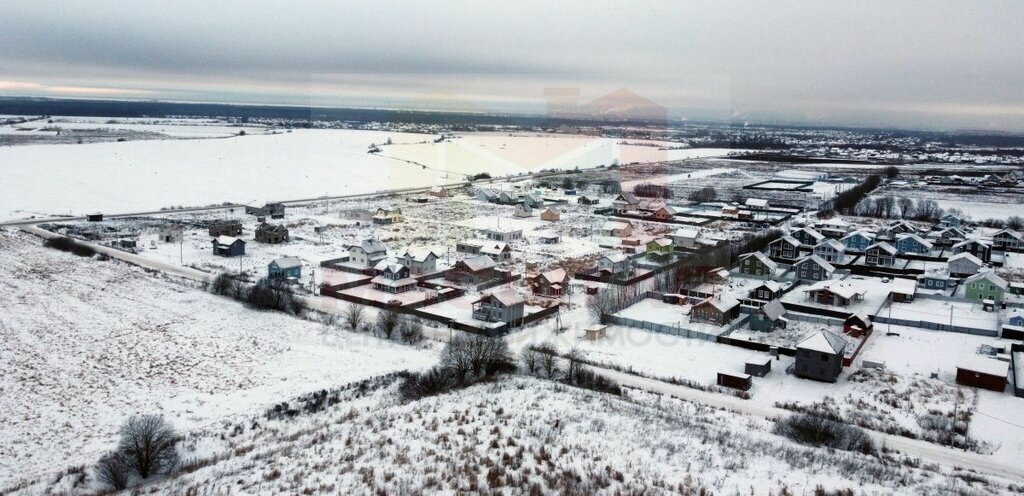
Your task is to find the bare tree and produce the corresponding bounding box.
[521,347,541,375]
[586,290,616,323]
[565,347,585,384]
[533,343,560,379]
[400,318,424,344]
[95,451,130,490]
[342,302,366,331]
[442,334,515,383]
[376,309,403,340]
[896,196,915,219]
[118,415,179,479]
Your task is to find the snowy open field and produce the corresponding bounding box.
[0,119,737,222]
[0,229,436,489]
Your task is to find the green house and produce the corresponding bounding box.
[646,238,674,260]
[963,271,1008,302]
[737,252,778,277]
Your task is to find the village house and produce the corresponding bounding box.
[956,357,1009,392]
[513,203,533,218]
[348,239,388,268]
[791,227,825,246]
[159,224,183,243]
[963,270,1008,302]
[894,233,933,255]
[812,238,846,263]
[878,220,917,240]
[993,228,1023,250]
[748,280,783,301]
[427,186,448,198]
[813,218,851,238]
[952,238,992,262]
[794,330,847,382]
[749,299,787,332]
[255,223,289,244]
[208,220,243,237]
[472,289,526,324]
[529,268,569,297]
[939,213,964,228]
[476,189,498,203]
[767,235,801,260]
[840,230,874,252]
[399,247,440,275]
[481,228,523,242]
[933,227,966,246]
[601,220,634,238]
[522,193,545,209]
[650,205,681,221]
[864,242,897,267]
[245,201,285,219]
[745,198,769,211]
[737,251,779,277]
[445,255,497,285]
[802,280,867,307]
[596,253,634,278]
[669,228,700,249]
[372,207,404,225]
[268,256,302,280]
[371,260,418,294]
[540,207,560,222]
[919,271,950,291]
[456,239,512,261]
[645,238,674,261]
[947,252,983,277]
[498,191,518,204]
[612,192,639,213]
[690,296,741,326]
[211,236,245,257]
[577,195,599,206]
[794,255,836,282]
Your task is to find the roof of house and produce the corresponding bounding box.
[761,299,787,320]
[213,236,242,246]
[617,192,639,204]
[891,277,917,296]
[353,239,387,255]
[538,268,568,285]
[816,218,850,228]
[649,238,673,248]
[271,256,301,270]
[802,279,867,300]
[256,222,288,234]
[739,251,779,271]
[947,252,983,265]
[755,280,783,293]
[480,242,511,256]
[797,329,847,355]
[745,198,769,207]
[842,229,875,241]
[846,312,872,327]
[896,233,933,248]
[697,295,740,313]
[373,258,407,274]
[994,228,1023,240]
[815,238,845,251]
[602,252,631,264]
[794,227,825,241]
[964,270,1009,290]
[542,207,560,215]
[459,255,497,272]
[866,241,897,254]
[602,221,632,231]
[671,227,700,240]
[402,247,439,262]
[953,238,991,249]
[476,288,525,307]
[796,254,836,272]
[957,356,1010,377]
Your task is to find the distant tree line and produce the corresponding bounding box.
[822,175,882,215]
[632,183,672,199]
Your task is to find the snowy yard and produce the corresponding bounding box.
[0,230,436,489]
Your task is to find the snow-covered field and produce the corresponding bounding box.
[67,375,1016,495]
[0,120,737,222]
[0,229,436,490]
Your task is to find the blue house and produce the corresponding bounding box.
[894,234,933,255]
[268,256,302,279]
[212,236,245,257]
[841,230,874,252]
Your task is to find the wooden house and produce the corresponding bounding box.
[399,247,440,275]
[691,296,740,326]
[472,289,525,324]
[894,233,933,255]
[427,186,448,198]
[791,227,825,246]
[530,268,568,297]
[964,271,1008,302]
[208,220,242,237]
[255,223,289,244]
[596,253,634,278]
[814,218,851,238]
[953,239,992,262]
[844,312,872,336]
[268,256,302,280]
[212,236,245,257]
[612,193,639,213]
[601,220,633,238]
[577,195,599,206]
[514,203,533,218]
[933,227,966,246]
[445,255,497,285]
[993,229,1023,250]
[749,281,783,302]
[477,189,498,203]
[245,201,285,219]
[670,228,700,249]
[737,251,779,277]
[802,280,866,307]
[947,252,983,277]
[939,214,963,228]
[372,207,404,225]
[956,357,1008,392]
[481,228,523,242]
[840,230,874,252]
[795,330,847,382]
[348,239,388,268]
[540,207,560,222]
[864,242,897,267]
[371,260,418,294]
[645,238,674,261]
[749,299,787,332]
[793,255,836,282]
[767,235,801,260]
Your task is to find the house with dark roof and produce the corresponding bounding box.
[795,330,847,382]
[472,289,525,324]
[802,280,867,307]
[212,236,245,257]
[245,201,285,219]
[953,239,992,262]
[791,227,825,246]
[612,193,639,213]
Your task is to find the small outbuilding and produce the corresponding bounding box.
[87,213,104,222]
[744,356,772,377]
[955,357,1009,392]
[584,324,607,341]
[212,236,246,257]
[716,372,752,391]
[268,256,302,279]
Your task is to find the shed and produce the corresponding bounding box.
[716,372,752,391]
[955,357,1009,392]
[212,236,246,257]
[744,356,772,377]
[86,213,104,222]
[584,324,607,341]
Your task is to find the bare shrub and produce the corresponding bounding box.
[520,347,540,375]
[400,367,453,401]
[774,414,874,455]
[95,451,130,490]
[399,318,424,344]
[376,309,403,340]
[117,415,180,478]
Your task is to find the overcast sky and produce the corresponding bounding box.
[2,0,1023,131]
